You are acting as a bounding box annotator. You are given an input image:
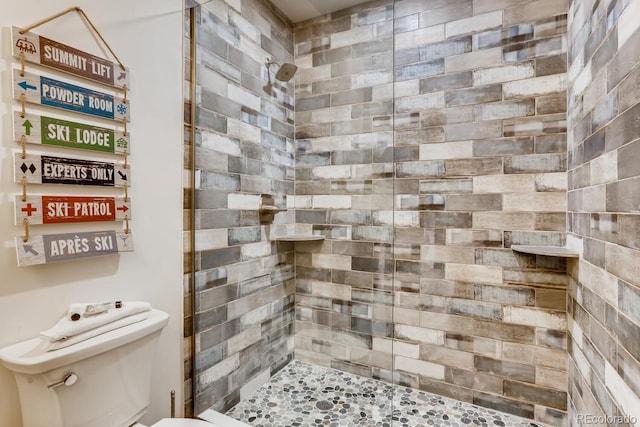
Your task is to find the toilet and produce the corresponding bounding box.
[0,309,211,427]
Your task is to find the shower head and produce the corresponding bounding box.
[275,62,298,82]
[266,59,298,82]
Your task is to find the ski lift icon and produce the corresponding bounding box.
[16,38,37,54]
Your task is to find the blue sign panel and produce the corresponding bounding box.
[40,76,117,119]
[13,69,129,122]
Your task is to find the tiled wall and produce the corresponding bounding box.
[566,0,640,423]
[184,0,297,415]
[294,0,570,423]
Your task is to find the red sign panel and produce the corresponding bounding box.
[15,195,131,225]
[42,196,116,223]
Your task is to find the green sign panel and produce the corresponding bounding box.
[14,111,129,154]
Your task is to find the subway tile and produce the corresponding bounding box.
[419,0,473,27]
[419,178,473,193]
[445,85,503,107]
[606,176,640,214]
[331,25,374,49]
[445,11,503,38]
[474,355,535,383]
[476,391,536,419]
[447,298,503,320]
[535,328,567,350]
[446,121,503,141]
[536,54,567,76]
[503,36,566,63]
[394,25,446,49]
[396,160,446,177]
[420,343,475,370]
[444,47,504,74]
[475,248,536,268]
[473,25,534,50]
[475,99,536,121]
[396,92,446,113]
[504,231,566,248]
[503,0,569,26]
[503,306,567,330]
[419,212,472,228]
[445,158,504,176]
[419,141,473,160]
[473,137,535,157]
[503,74,567,99]
[504,380,567,410]
[536,94,567,115]
[421,106,474,126]
[446,229,503,247]
[504,153,566,174]
[395,60,446,82]
[617,139,640,181]
[419,36,472,61]
[607,22,640,90]
[618,60,640,112]
[419,71,473,93]
[445,263,503,284]
[446,194,503,211]
[473,212,536,230]
[473,62,536,86]
[395,355,445,380]
[475,320,536,343]
[397,127,446,144]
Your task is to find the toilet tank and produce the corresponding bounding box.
[0,309,169,427]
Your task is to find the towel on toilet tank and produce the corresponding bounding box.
[41,311,151,351]
[40,301,152,348]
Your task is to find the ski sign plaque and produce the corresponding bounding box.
[16,230,134,266]
[14,112,129,154]
[14,153,130,187]
[12,26,129,89]
[13,70,129,122]
[15,195,131,225]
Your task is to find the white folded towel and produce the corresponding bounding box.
[40,301,152,342]
[41,311,151,351]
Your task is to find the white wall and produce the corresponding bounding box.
[0,0,185,425]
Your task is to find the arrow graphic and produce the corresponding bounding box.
[117,171,127,180]
[22,119,33,136]
[23,245,39,256]
[18,81,37,91]
[118,72,127,80]
[116,205,129,212]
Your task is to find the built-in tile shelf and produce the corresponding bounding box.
[511,245,579,258]
[273,235,325,242]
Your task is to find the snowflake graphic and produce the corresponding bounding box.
[117,104,127,115]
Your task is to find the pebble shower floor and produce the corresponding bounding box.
[226,360,548,427]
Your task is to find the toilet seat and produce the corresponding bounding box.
[137,419,214,427]
[152,420,213,427]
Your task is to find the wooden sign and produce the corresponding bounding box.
[15,195,131,225]
[16,230,134,266]
[13,69,129,121]
[12,27,129,89]
[14,153,130,187]
[14,112,129,154]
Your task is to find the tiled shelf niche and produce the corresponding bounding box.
[511,245,579,258]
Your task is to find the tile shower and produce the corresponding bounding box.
[183,0,640,425]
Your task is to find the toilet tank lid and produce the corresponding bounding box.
[0,309,169,374]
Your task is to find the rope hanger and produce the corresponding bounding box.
[18,7,126,71]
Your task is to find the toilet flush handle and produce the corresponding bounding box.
[47,372,78,389]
